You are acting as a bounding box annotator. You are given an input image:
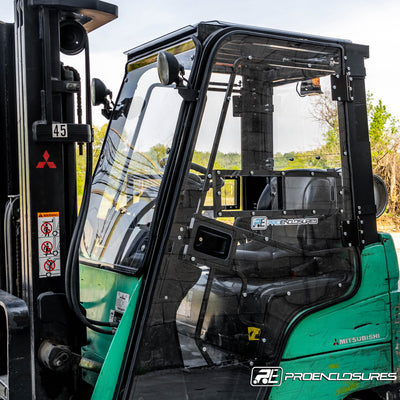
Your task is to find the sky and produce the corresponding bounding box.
[1,0,400,127]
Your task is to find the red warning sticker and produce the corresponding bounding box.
[37,211,60,278]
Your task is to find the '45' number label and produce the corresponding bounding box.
[52,123,68,138]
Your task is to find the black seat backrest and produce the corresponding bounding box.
[299,176,337,250]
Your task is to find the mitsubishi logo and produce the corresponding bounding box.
[36,151,56,169]
[333,338,339,346]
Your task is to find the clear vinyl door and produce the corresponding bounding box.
[129,33,358,399]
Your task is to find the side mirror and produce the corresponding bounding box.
[157,51,185,86]
[298,78,323,96]
[373,174,388,218]
[91,78,113,119]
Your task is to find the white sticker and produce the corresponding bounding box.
[52,123,68,138]
[37,212,61,278]
[115,291,130,313]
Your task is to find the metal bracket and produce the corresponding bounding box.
[331,74,353,102]
[342,219,363,248]
[52,79,81,94]
[177,87,198,102]
[33,121,92,143]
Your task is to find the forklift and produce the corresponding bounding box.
[0,0,399,399]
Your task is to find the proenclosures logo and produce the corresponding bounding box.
[250,367,397,387]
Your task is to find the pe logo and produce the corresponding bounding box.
[250,367,283,387]
[251,216,267,230]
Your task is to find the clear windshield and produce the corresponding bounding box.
[81,41,196,269]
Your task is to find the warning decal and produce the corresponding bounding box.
[248,327,261,341]
[38,211,61,278]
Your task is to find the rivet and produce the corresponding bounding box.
[251,211,256,216]
[344,56,348,60]
[337,97,342,101]
[242,292,248,297]
[202,346,207,352]
[265,237,269,242]
[344,151,347,156]
[333,85,337,90]
[218,211,223,217]
[248,55,253,60]
[207,174,212,179]
[283,210,287,215]
[250,170,254,175]
[191,257,196,262]
[338,283,342,288]
[312,210,316,215]
[178,235,182,240]
[287,291,291,296]
[180,227,184,232]
[164,295,168,300]
[262,338,267,343]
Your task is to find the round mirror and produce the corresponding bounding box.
[157,51,182,86]
[373,174,388,218]
[91,78,111,106]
